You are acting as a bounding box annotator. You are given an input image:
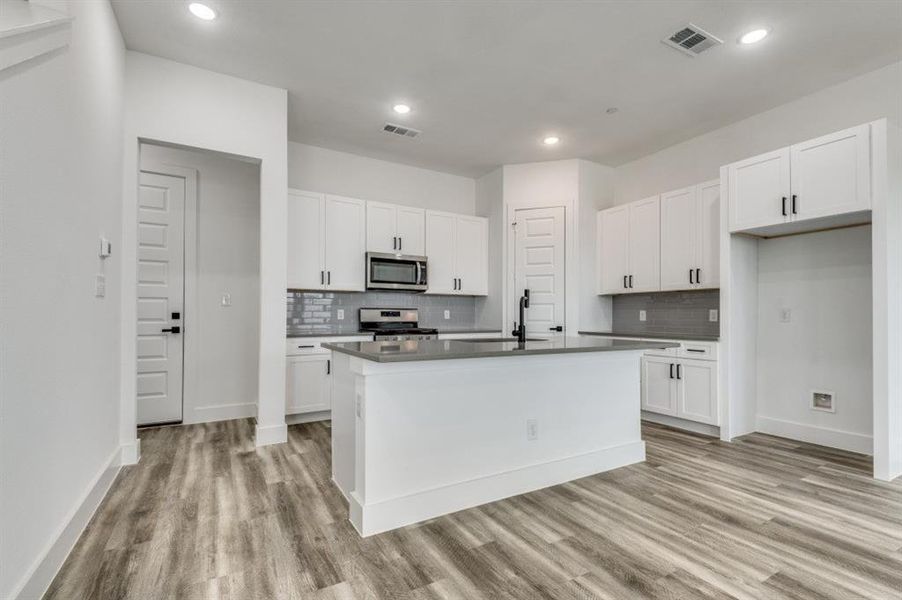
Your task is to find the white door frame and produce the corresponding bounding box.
[504,202,579,336]
[137,161,198,428]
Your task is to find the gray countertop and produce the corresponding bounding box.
[323,336,679,363]
[578,331,720,342]
[287,328,503,338]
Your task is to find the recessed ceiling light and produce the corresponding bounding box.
[543,136,560,146]
[740,28,769,44]
[189,3,217,20]
[393,104,411,114]
[606,107,619,115]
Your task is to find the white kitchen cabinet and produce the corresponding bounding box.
[641,355,718,426]
[425,210,488,296]
[729,123,871,234]
[286,354,331,414]
[597,196,660,294]
[288,190,366,291]
[660,180,720,291]
[366,200,426,255]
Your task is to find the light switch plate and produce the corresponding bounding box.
[709,309,718,322]
[337,309,345,320]
[780,308,792,323]
[99,237,112,258]
[526,419,538,441]
[639,310,647,322]
[444,310,451,320]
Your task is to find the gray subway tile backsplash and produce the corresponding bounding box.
[287,291,477,335]
[612,289,720,337]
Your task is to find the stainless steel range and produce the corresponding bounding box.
[359,308,438,341]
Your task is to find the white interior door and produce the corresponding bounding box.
[324,194,366,291]
[137,172,185,425]
[514,207,565,335]
[660,187,697,291]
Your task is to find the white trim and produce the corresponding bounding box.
[10,446,122,600]
[120,438,141,466]
[286,410,331,425]
[756,416,872,455]
[349,440,645,537]
[255,423,288,447]
[641,412,720,438]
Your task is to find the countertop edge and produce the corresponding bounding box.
[288,329,504,338]
[578,331,720,342]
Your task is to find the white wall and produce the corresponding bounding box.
[123,52,288,449]
[577,160,615,332]
[288,142,475,214]
[140,144,261,424]
[0,1,125,598]
[756,226,873,452]
[475,168,503,328]
[614,61,902,204]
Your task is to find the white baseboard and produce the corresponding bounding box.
[120,437,141,465]
[286,410,330,425]
[641,412,720,438]
[11,445,122,600]
[349,440,645,537]
[255,422,288,447]
[756,415,873,455]
[187,402,256,425]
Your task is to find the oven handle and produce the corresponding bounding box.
[416,261,423,285]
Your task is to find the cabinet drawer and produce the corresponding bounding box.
[679,341,716,360]
[286,336,371,356]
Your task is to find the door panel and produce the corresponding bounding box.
[287,190,325,289]
[366,201,397,254]
[660,187,697,291]
[455,216,488,295]
[425,211,457,294]
[677,360,718,425]
[286,355,331,414]
[728,147,790,232]
[324,195,366,291]
[137,172,185,425]
[641,357,676,416]
[598,206,629,294]
[696,180,720,289]
[396,206,426,256]
[628,196,661,293]
[514,207,565,334]
[790,124,871,221]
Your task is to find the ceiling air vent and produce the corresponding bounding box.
[662,24,723,57]
[383,122,421,138]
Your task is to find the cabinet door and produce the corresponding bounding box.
[286,355,331,414]
[597,206,629,294]
[425,211,457,294]
[676,359,718,425]
[728,147,790,232]
[287,190,325,290]
[366,201,397,254]
[628,196,661,293]
[641,357,677,416]
[456,216,488,295]
[790,124,871,222]
[696,180,720,289]
[396,206,426,256]
[659,187,697,291]
[324,195,366,291]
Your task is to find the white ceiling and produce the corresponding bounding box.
[110,0,902,177]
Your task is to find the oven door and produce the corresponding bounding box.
[366,252,428,291]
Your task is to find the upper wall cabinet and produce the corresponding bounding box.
[660,180,720,291]
[728,124,871,235]
[366,201,426,256]
[287,190,366,291]
[425,211,488,296]
[597,196,661,295]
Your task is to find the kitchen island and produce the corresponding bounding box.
[324,336,678,536]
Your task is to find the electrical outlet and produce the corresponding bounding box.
[526,419,538,441]
[639,310,647,322]
[94,274,106,298]
[337,309,345,320]
[780,308,792,323]
[444,310,451,320]
[221,293,231,307]
[709,309,718,322]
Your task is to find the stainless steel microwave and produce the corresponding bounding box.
[366,252,428,291]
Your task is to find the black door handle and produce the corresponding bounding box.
[623,275,627,289]
[670,363,674,379]
[689,269,694,284]
[676,364,682,379]
[327,271,331,285]
[162,326,181,334]
[629,275,633,288]
[782,196,787,216]
[549,326,563,332]
[399,237,402,251]
[791,194,797,215]
[696,268,701,284]
[326,359,331,375]
[393,236,397,250]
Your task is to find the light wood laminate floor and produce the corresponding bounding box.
[46,420,902,599]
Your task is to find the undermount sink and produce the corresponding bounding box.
[457,337,548,343]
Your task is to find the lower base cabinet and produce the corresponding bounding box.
[641,355,718,426]
[286,354,331,414]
